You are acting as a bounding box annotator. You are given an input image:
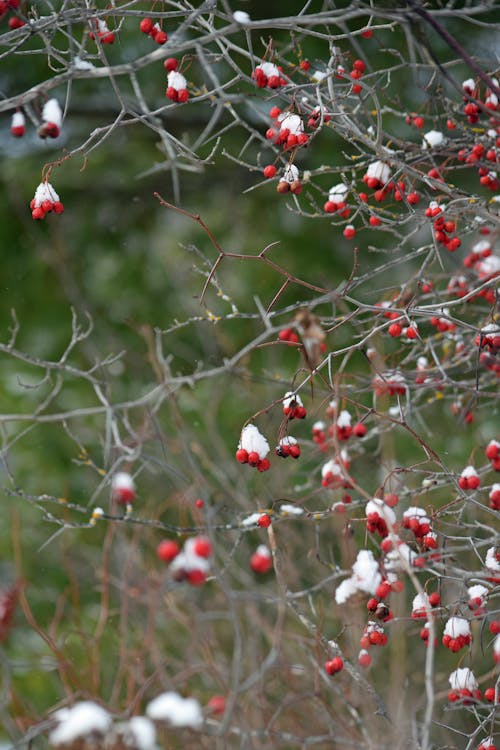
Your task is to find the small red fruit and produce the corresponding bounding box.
[325,656,343,675]
[193,536,212,558]
[139,18,154,34]
[207,695,226,715]
[236,448,248,463]
[257,513,271,528]
[157,539,180,563]
[164,58,178,72]
[263,165,277,179]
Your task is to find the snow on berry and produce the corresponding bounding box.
[448,667,480,702]
[477,741,497,750]
[279,503,304,516]
[253,61,285,89]
[30,181,64,220]
[283,392,306,419]
[236,424,270,471]
[462,78,476,95]
[49,702,112,746]
[458,465,480,490]
[489,483,500,510]
[486,547,500,574]
[442,616,471,651]
[250,544,273,574]
[422,130,445,149]
[335,549,382,604]
[321,458,347,488]
[493,633,500,663]
[373,370,406,396]
[166,71,189,103]
[113,717,157,750]
[402,507,431,538]
[38,98,62,139]
[276,435,300,458]
[411,593,430,619]
[277,164,302,194]
[10,110,25,137]
[146,691,203,728]
[467,584,488,611]
[476,323,500,350]
[365,497,396,538]
[383,540,417,574]
[148,22,167,45]
[169,536,212,586]
[360,620,387,648]
[233,10,251,23]
[334,410,352,440]
[277,112,307,149]
[324,183,349,212]
[364,160,391,189]
[111,471,136,505]
[89,18,115,44]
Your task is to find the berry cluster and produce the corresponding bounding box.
[30,182,64,220]
[111,471,136,505]
[88,18,115,45]
[0,0,25,29]
[250,544,273,574]
[235,424,270,472]
[166,70,189,103]
[161,536,212,586]
[139,18,168,45]
[252,61,286,89]
[458,465,481,490]
[442,616,471,652]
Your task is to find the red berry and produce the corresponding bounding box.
[263,165,277,179]
[300,60,310,71]
[388,322,402,337]
[235,448,248,464]
[155,30,167,45]
[177,89,189,103]
[250,552,272,574]
[325,656,343,675]
[8,16,24,29]
[139,18,154,34]
[343,225,356,239]
[369,215,381,227]
[257,458,270,472]
[207,695,226,715]
[428,592,441,607]
[353,422,367,437]
[257,513,271,528]
[358,650,371,667]
[193,536,211,558]
[32,207,45,220]
[164,58,178,72]
[195,498,204,508]
[361,28,373,38]
[269,106,281,119]
[157,539,180,562]
[247,451,260,466]
[186,569,206,586]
